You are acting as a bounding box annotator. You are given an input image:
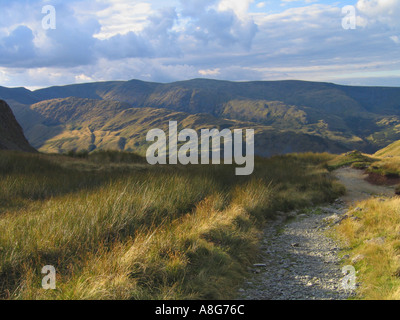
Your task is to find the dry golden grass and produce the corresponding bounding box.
[0,150,342,300]
[369,157,400,177]
[335,197,400,300]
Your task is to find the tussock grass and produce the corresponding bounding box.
[65,149,148,164]
[327,150,377,171]
[335,197,400,300]
[367,157,400,178]
[0,150,342,300]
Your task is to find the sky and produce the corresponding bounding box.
[0,0,399,89]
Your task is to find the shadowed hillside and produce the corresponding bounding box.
[31,79,400,116]
[0,100,35,152]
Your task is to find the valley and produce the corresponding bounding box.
[2,79,400,156]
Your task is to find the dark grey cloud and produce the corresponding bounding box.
[0,26,36,67]
[41,14,101,67]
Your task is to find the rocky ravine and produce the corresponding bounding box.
[238,167,395,300]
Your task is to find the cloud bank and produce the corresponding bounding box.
[0,0,399,88]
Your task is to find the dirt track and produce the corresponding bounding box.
[334,167,395,204]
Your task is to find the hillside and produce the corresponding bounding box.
[33,79,400,117]
[1,79,400,155]
[374,139,400,157]
[17,97,347,155]
[0,100,35,152]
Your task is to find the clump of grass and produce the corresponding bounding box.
[367,160,400,179]
[351,162,369,170]
[0,150,343,300]
[91,150,146,164]
[334,197,400,300]
[64,149,147,164]
[327,150,376,171]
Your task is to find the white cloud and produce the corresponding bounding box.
[356,0,400,27]
[93,1,154,39]
[0,0,400,88]
[218,0,254,19]
[75,73,94,82]
[256,2,266,9]
[198,68,221,76]
[390,35,400,44]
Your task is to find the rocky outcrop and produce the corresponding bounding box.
[0,99,36,152]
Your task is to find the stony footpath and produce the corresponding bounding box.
[238,168,396,300]
[238,199,356,300]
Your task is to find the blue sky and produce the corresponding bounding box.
[0,0,399,89]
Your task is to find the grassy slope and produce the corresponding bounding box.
[327,151,378,171]
[328,147,400,182]
[332,142,400,300]
[5,79,400,155]
[374,140,400,158]
[16,97,349,157]
[369,141,400,181]
[0,150,343,300]
[335,198,400,300]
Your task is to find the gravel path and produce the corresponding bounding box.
[238,168,395,300]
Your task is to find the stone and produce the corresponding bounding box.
[351,254,365,264]
[253,263,267,268]
[364,237,385,245]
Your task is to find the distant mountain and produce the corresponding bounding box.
[13,97,346,156]
[0,100,36,152]
[1,79,400,155]
[33,79,400,117]
[0,86,39,105]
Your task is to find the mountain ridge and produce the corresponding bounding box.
[1,79,399,155]
[15,97,347,155]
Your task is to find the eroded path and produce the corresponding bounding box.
[335,167,395,204]
[238,168,395,300]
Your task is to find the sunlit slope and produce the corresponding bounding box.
[3,79,400,154]
[21,97,348,155]
[375,140,400,157]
